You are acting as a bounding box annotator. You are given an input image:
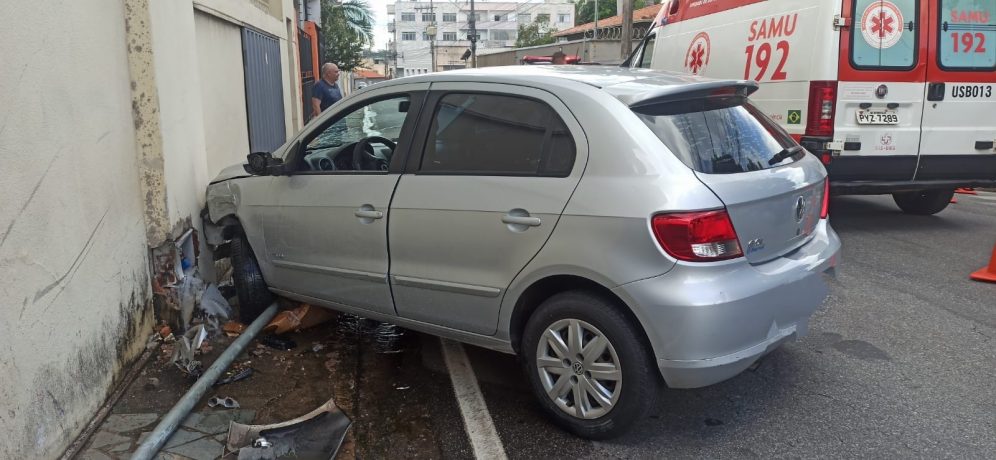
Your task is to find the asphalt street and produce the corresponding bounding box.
[425,192,996,459]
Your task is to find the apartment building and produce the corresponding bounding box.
[387,0,575,75]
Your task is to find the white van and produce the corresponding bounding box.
[627,0,996,214]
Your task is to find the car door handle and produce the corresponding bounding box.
[502,215,541,227]
[355,209,383,219]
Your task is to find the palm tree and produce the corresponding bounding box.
[321,0,375,46]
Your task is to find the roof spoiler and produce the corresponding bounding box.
[623,80,759,109]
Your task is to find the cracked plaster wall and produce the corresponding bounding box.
[0,1,154,458]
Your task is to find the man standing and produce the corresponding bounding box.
[312,63,343,118]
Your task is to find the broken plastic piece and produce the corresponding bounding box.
[224,321,248,336]
[200,283,233,334]
[224,398,351,460]
[262,304,334,335]
[208,396,240,409]
[252,437,273,448]
[260,335,296,351]
[214,367,254,387]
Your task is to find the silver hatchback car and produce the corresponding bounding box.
[204,66,841,438]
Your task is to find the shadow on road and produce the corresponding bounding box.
[827,196,970,233]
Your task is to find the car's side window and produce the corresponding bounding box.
[297,95,411,173]
[419,93,576,176]
[638,33,656,69]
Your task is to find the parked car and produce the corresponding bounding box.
[204,66,841,438]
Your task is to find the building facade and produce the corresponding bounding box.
[387,0,575,75]
[0,0,305,458]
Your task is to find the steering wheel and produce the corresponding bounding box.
[352,136,396,171]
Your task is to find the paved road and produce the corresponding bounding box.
[426,192,996,459]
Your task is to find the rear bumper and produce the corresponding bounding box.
[614,219,841,389]
[827,154,996,194]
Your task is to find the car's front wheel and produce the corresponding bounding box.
[521,291,659,439]
[892,189,954,215]
[230,234,273,322]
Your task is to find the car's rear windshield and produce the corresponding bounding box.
[633,96,799,174]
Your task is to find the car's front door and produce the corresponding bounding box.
[389,84,587,335]
[265,84,428,317]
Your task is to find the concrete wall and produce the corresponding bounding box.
[476,38,640,67]
[0,1,154,458]
[138,0,302,247]
[194,11,252,186]
[0,0,303,457]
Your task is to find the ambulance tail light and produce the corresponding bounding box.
[806,81,838,138]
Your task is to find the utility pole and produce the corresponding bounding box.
[469,0,478,68]
[592,0,599,61]
[620,0,633,59]
[415,1,437,72]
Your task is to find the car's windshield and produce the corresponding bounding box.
[633,97,799,174]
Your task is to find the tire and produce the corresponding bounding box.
[230,234,273,322]
[521,290,659,439]
[892,189,954,215]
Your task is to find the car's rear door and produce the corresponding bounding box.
[388,83,586,335]
[918,0,996,181]
[834,0,927,182]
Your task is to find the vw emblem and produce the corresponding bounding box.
[795,196,807,222]
[572,362,585,375]
[876,84,889,99]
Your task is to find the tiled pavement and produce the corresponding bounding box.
[79,410,255,460]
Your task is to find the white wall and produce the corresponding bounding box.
[194,11,253,180]
[0,1,154,458]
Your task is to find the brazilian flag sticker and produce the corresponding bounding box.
[787,110,802,125]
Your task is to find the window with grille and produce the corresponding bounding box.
[401,12,415,22]
[422,12,435,22]
[402,32,416,40]
[443,13,456,22]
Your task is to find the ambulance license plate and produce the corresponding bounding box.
[856,110,899,125]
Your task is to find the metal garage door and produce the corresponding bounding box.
[242,27,286,153]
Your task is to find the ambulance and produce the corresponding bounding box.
[626,0,996,215]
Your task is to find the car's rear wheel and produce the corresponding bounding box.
[522,291,658,439]
[230,234,273,322]
[892,189,954,215]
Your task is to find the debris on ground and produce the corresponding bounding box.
[374,322,405,354]
[208,396,241,409]
[215,367,254,387]
[224,398,351,459]
[172,324,209,378]
[260,335,297,351]
[262,303,334,335]
[144,377,160,391]
[199,283,234,334]
[224,321,247,337]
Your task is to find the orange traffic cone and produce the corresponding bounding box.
[956,187,978,195]
[970,242,996,283]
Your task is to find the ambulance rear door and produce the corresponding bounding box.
[917,0,996,183]
[834,0,928,184]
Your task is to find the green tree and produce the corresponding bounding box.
[516,18,557,48]
[574,0,650,26]
[320,0,375,71]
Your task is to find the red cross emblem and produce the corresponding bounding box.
[683,32,711,75]
[860,1,904,49]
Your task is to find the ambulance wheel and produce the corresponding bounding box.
[231,234,273,322]
[892,189,954,215]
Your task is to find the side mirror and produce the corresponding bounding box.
[244,152,285,176]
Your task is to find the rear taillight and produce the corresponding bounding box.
[651,210,743,262]
[820,180,830,219]
[806,81,838,137]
